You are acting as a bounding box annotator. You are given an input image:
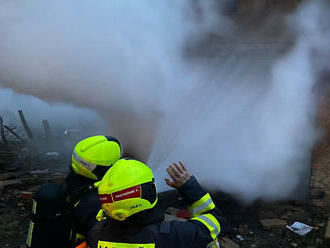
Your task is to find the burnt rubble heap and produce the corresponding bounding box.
[0,111,72,246]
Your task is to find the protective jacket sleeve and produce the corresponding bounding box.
[157,176,223,248]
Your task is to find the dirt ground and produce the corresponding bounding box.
[216,199,330,248]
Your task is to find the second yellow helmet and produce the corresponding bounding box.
[72,135,122,180]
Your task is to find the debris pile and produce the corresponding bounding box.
[217,200,330,248]
[0,167,66,247]
[0,110,70,247]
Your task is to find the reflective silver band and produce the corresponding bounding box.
[198,215,220,237]
[73,151,97,171]
[191,198,214,215]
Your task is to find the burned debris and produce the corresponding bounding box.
[0,110,69,247]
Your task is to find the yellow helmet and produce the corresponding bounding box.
[72,135,122,180]
[98,159,158,221]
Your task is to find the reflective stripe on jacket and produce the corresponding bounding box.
[191,213,221,239]
[189,193,216,217]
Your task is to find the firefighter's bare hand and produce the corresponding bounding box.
[165,161,191,188]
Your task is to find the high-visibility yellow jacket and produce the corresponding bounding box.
[87,176,223,248]
[26,171,101,248]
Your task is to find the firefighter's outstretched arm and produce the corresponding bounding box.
[164,161,223,248]
[165,161,217,216]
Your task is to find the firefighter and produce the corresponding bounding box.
[26,135,122,248]
[87,159,224,248]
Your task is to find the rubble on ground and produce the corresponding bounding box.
[0,111,329,248]
[325,219,330,239]
[0,167,66,248]
[220,237,240,248]
[260,218,287,230]
[0,140,67,248]
[1,144,329,248]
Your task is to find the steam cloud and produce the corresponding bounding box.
[0,0,329,202]
[0,88,106,132]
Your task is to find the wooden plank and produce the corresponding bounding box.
[0,171,24,180]
[42,120,52,141]
[4,125,26,142]
[18,110,33,140]
[0,179,22,187]
[0,116,7,144]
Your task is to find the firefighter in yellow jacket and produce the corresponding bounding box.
[26,135,122,248]
[87,159,223,248]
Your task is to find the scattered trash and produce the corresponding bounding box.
[0,179,22,187]
[286,222,313,236]
[30,169,49,174]
[19,191,34,200]
[45,152,62,161]
[236,235,244,241]
[45,152,60,156]
[290,242,298,247]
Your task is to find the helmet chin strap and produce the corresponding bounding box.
[96,209,107,221]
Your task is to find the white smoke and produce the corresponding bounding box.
[0,0,329,202]
[0,88,105,132]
